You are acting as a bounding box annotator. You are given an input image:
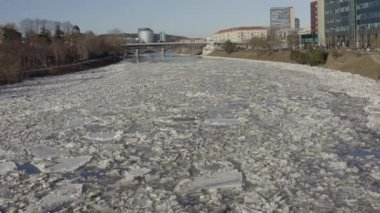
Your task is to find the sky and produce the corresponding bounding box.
[0,0,311,38]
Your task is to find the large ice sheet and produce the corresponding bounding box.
[29,145,61,160]
[25,183,83,212]
[39,156,92,173]
[190,170,243,190]
[85,130,123,142]
[0,162,17,175]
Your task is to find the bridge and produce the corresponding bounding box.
[123,42,207,58]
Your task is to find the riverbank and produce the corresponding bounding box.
[25,56,121,79]
[210,50,380,80]
[0,56,121,85]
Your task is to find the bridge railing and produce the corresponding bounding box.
[125,42,207,47]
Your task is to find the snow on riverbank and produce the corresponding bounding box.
[0,58,379,212]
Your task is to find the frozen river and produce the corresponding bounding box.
[0,55,379,212]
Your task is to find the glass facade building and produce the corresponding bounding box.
[325,0,356,47]
[270,7,296,31]
[325,0,380,48]
[357,0,380,29]
[295,18,300,29]
[357,0,380,47]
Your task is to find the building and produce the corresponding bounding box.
[325,0,356,48]
[299,27,318,48]
[159,32,166,42]
[213,26,268,43]
[317,0,326,46]
[72,25,80,34]
[138,28,154,43]
[356,0,380,48]
[311,1,318,34]
[270,7,296,31]
[295,18,300,30]
[325,0,380,48]
[126,37,138,44]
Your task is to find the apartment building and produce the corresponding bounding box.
[213,26,268,43]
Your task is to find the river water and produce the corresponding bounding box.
[1,52,380,211]
[125,52,201,64]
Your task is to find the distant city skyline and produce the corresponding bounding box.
[0,0,311,38]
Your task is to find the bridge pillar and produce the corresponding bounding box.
[123,49,127,60]
[160,48,165,57]
[135,49,139,58]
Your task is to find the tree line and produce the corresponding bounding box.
[0,18,125,85]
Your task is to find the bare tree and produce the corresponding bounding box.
[20,18,34,37]
[46,20,56,35]
[249,37,269,50]
[104,28,125,54]
[62,21,73,36]
[108,28,123,35]
[287,31,300,50]
[50,39,65,65]
[4,23,16,30]
[34,18,42,35]
[84,31,95,36]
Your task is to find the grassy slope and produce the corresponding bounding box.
[210,50,380,80]
[324,51,380,79]
[209,50,295,64]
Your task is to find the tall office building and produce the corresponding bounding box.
[325,0,380,48]
[159,32,166,42]
[325,0,356,47]
[356,0,380,47]
[270,7,296,31]
[295,18,300,30]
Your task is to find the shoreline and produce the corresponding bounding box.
[207,50,380,80]
[1,56,121,86]
[201,55,377,82]
[25,56,121,79]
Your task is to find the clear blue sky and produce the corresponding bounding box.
[0,0,311,37]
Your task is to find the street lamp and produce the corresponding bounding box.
[365,25,369,49]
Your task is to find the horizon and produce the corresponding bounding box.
[0,0,311,38]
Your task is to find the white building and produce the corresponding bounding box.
[213,26,268,43]
[138,28,154,43]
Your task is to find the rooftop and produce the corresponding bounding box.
[215,26,268,34]
[138,28,153,32]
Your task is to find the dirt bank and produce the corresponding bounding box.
[25,56,121,79]
[210,50,380,80]
[324,50,380,79]
[209,50,295,64]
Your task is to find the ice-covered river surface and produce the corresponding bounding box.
[0,55,380,212]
